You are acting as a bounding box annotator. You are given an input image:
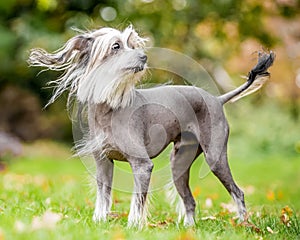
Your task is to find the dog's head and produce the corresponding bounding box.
[29,25,148,108]
[79,26,147,74]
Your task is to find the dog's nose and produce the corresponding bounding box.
[139,54,147,63]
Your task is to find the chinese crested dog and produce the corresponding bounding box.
[28,25,275,227]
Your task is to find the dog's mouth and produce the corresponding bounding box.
[133,65,145,73]
[125,64,147,73]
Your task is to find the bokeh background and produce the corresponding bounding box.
[0,0,299,170]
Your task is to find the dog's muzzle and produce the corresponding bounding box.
[128,53,148,73]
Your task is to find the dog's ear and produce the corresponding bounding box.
[124,26,147,49]
[57,35,94,63]
[72,36,94,51]
[28,35,94,69]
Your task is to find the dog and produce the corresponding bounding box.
[28,25,275,227]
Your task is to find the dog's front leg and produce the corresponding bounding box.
[93,154,114,222]
[127,158,154,228]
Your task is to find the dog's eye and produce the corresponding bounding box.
[112,43,120,50]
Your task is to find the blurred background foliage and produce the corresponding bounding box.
[0,0,299,147]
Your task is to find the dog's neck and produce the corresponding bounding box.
[77,70,140,110]
[99,70,145,109]
[102,81,136,109]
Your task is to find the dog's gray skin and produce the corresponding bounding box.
[28,26,275,228]
[89,86,234,227]
[88,56,274,227]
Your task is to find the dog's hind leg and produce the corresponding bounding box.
[93,153,114,222]
[210,148,246,221]
[202,121,247,221]
[170,136,201,226]
[127,157,154,228]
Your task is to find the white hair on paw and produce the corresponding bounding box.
[93,185,112,222]
[164,183,185,223]
[128,193,149,228]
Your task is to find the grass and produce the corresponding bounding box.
[0,101,300,240]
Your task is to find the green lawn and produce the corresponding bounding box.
[1,102,300,239]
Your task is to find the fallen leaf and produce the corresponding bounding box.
[239,220,261,233]
[281,205,293,217]
[229,217,238,227]
[201,216,216,221]
[280,205,293,227]
[267,226,274,234]
[148,220,169,228]
[267,226,279,234]
[31,210,62,230]
[108,212,128,219]
[280,213,291,227]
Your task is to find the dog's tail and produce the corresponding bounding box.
[218,51,275,105]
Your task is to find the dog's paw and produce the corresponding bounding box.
[127,213,147,229]
[183,215,195,227]
[92,211,107,223]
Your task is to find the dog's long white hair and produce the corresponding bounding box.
[28,25,147,109]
